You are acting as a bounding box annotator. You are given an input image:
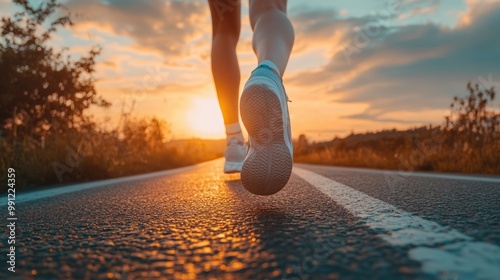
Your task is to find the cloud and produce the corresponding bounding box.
[287,0,500,123]
[398,0,440,20]
[289,7,367,54]
[66,0,209,58]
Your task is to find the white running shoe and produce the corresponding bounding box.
[224,136,247,174]
[240,64,293,195]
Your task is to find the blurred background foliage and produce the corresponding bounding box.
[0,1,223,191]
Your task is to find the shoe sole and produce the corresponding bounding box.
[240,83,293,195]
[224,161,243,174]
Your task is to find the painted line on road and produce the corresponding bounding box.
[293,167,500,279]
[295,163,500,184]
[1,159,219,206]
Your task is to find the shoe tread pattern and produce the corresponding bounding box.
[240,83,292,195]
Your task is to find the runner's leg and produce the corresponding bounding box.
[209,0,247,173]
[249,0,294,76]
[209,0,241,124]
[239,0,295,194]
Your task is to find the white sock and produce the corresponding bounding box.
[260,60,281,77]
[225,123,244,143]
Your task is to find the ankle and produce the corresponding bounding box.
[259,60,281,77]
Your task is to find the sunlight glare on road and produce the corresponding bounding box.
[186,97,225,139]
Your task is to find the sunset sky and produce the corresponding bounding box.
[2,0,499,140]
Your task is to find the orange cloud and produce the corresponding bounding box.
[66,0,210,59]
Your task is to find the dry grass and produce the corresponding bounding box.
[294,131,500,174]
[294,84,500,175]
[0,117,224,192]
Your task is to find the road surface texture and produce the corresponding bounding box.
[1,159,499,279]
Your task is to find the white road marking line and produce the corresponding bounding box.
[293,167,500,280]
[295,163,500,184]
[0,160,218,206]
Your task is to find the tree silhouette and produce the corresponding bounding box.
[0,0,109,139]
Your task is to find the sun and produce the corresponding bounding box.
[186,97,225,139]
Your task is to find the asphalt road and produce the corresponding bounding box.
[1,159,499,279]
